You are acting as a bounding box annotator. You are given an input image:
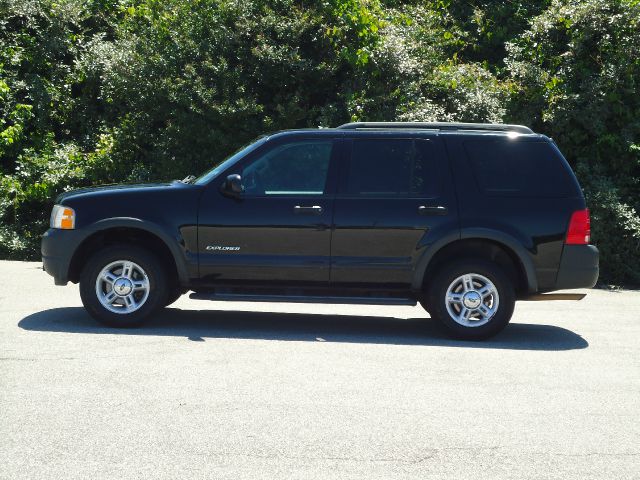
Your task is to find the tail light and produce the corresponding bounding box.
[566,209,590,245]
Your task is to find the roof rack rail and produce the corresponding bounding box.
[336,122,534,135]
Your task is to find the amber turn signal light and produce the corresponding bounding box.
[50,205,76,230]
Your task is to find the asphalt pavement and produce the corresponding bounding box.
[1,260,639,479]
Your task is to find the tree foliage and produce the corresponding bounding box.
[0,0,639,284]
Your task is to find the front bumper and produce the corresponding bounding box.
[555,244,599,290]
[41,228,84,285]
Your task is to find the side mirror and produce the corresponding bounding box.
[222,174,244,198]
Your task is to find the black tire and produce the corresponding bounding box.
[164,287,184,307]
[423,259,515,340]
[79,245,169,328]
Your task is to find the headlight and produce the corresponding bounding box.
[50,204,76,229]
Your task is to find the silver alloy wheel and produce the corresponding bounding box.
[95,260,150,314]
[445,273,499,327]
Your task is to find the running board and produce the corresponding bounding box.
[189,292,417,306]
[521,293,586,301]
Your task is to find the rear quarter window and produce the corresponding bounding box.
[463,139,578,198]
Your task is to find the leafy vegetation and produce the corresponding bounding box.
[1,0,639,284]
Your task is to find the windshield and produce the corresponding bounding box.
[193,136,268,185]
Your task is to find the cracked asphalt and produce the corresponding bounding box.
[1,260,639,479]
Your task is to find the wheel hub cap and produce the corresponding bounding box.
[444,273,500,327]
[462,291,482,309]
[113,277,133,296]
[95,260,150,314]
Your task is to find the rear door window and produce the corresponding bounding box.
[463,139,574,197]
[343,139,439,197]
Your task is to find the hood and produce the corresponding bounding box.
[55,181,179,203]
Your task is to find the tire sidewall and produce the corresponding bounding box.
[427,259,515,340]
[80,245,168,327]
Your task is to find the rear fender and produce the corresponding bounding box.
[412,228,538,293]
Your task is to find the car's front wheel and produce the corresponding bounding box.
[423,259,515,340]
[80,245,168,327]
[165,286,185,307]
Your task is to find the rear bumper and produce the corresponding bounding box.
[41,228,83,285]
[555,244,599,290]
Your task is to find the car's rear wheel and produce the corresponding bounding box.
[80,245,168,327]
[423,259,515,340]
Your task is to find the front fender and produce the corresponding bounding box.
[79,217,192,284]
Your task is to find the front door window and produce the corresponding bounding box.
[242,140,333,196]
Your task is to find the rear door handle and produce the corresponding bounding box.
[418,205,448,216]
[294,205,323,215]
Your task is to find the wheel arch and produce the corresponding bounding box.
[68,219,188,286]
[414,230,538,295]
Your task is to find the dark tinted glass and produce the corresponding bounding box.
[463,139,573,197]
[242,140,332,195]
[345,139,438,197]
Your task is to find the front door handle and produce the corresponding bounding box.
[294,205,323,215]
[418,205,448,216]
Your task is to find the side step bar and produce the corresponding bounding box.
[189,292,417,306]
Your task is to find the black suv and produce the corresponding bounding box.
[41,122,599,339]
